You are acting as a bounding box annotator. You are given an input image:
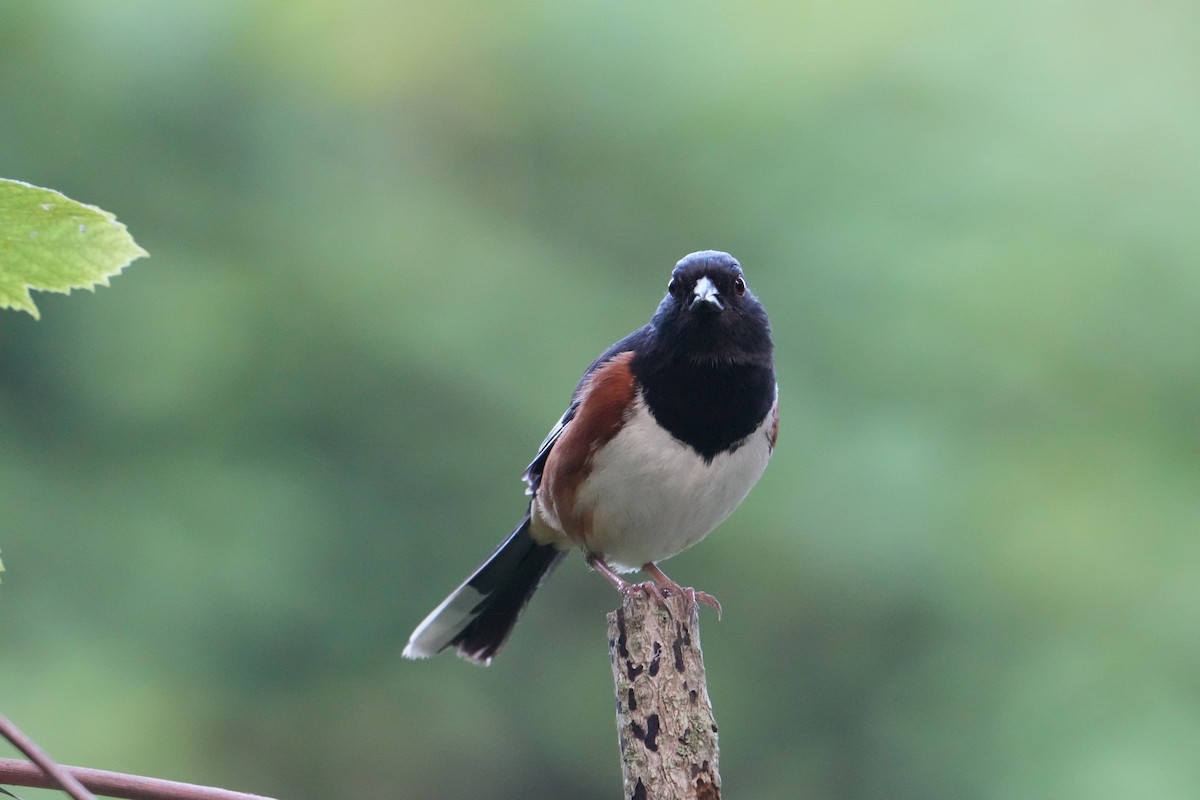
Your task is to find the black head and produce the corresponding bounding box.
[644,250,773,368]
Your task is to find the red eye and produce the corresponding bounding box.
[733,276,746,296]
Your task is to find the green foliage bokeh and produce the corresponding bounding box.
[2,3,1198,799]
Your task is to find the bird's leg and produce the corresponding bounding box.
[587,554,676,612]
[587,555,722,617]
[643,562,723,618]
[586,553,637,594]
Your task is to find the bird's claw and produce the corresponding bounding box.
[634,571,723,620]
[589,554,722,618]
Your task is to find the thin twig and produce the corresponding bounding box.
[0,759,277,800]
[0,715,96,800]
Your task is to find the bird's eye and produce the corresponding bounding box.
[733,276,746,296]
[667,278,679,297]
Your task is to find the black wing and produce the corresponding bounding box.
[520,325,652,494]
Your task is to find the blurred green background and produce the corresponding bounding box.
[2,2,1199,798]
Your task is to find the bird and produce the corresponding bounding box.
[403,250,778,665]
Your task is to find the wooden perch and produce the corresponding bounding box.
[607,591,721,800]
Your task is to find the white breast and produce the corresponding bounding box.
[574,391,774,571]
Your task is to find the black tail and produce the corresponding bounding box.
[402,515,565,665]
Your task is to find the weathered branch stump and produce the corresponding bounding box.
[607,591,720,800]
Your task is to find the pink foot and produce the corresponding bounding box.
[586,555,723,618]
[586,553,636,594]
[643,563,723,619]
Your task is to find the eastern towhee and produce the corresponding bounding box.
[403,250,778,665]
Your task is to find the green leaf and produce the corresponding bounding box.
[0,178,149,319]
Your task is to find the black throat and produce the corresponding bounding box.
[633,357,775,462]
